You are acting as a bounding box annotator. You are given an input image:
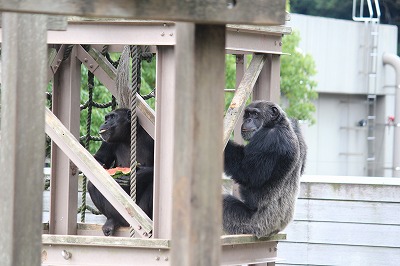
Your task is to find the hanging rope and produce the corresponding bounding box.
[116,46,131,109]
[80,70,95,222]
[62,44,74,61]
[102,45,121,68]
[129,45,142,237]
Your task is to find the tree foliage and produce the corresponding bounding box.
[79,66,114,154]
[280,31,318,124]
[224,54,237,110]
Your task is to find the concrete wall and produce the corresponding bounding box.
[288,14,397,95]
[277,175,400,266]
[288,14,398,176]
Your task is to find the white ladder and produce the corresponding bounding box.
[352,0,381,176]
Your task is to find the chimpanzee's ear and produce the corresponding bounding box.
[271,106,280,121]
[127,109,131,119]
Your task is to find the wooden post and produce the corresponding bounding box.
[153,45,175,239]
[171,23,225,266]
[49,45,81,235]
[0,13,47,266]
[253,54,281,102]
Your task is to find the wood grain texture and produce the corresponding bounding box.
[0,14,67,30]
[0,13,47,266]
[45,108,153,237]
[221,234,286,245]
[171,23,225,266]
[0,0,286,25]
[49,44,81,235]
[42,234,170,248]
[76,45,156,137]
[153,46,175,239]
[223,54,267,147]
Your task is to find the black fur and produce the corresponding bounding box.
[223,101,306,237]
[87,108,155,236]
[94,109,154,169]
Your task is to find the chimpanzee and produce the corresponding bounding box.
[87,108,154,236]
[223,100,306,238]
[94,108,154,169]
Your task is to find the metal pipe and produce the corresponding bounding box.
[382,53,400,177]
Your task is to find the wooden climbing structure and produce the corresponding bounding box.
[0,1,290,265]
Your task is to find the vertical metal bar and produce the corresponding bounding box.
[382,53,400,177]
[171,23,225,266]
[0,12,47,266]
[153,45,175,238]
[49,45,81,235]
[253,54,281,103]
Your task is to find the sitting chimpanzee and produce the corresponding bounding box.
[223,100,306,238]
[87,108,154,236]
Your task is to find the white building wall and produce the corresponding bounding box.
[278,175,400,266]
[287,14,398,176]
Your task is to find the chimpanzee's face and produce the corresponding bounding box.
[99,109,131,143]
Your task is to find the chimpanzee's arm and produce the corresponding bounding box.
[94,141,116,169]
[224,140,245,178]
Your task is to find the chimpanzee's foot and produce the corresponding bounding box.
[102,218,117,236]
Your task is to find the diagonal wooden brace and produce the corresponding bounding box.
[45,107,153,238]
[76,45,155,138]
[47,44,67,79]
[223,54,267,147]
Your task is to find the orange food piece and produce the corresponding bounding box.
[106,167,131,176]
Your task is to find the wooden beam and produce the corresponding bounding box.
[76,45,155,138]
[76,45,116,93]
[0,14,67,30]
[49,45,81,235]
[0,13,47,266]
[47,44,66,79]
[41,234,285,265]
[171,23,225,266]
[43,234,170,248]
[45,108,153,238]
[223,54,267,147]
[222,241,280,265]
[153,46,175,238]
[42,235,170,265]
[0,0,285,26]
[253,54,281,102]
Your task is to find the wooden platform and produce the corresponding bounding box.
[41,231,286,265]
[42,183,287,265]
